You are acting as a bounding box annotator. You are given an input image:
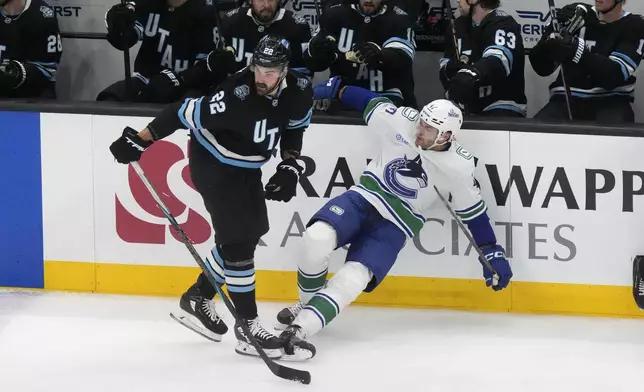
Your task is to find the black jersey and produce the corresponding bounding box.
[310,4,416,107]
[148,68,313,168]
[220,7,312,77]
[0,0,62,96]
[127,0,218,79]
[442,9,527,116]
[530,4,644,101]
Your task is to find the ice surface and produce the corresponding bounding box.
[0,290,642,392]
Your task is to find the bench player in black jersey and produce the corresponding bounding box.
[304,0,418,108]
[109,35,315,360]
[530,0,644,123]
[439,0,527,118]
[0,0,62,99]
[205,0,312,83]
[97,0,219,103]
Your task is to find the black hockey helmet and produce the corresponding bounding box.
[251,35,291,69]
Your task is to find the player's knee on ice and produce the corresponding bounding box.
[295,261,373,337]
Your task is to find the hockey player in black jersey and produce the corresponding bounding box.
[439,0,527,117]
[0,0,62,99]
[205,0,312,83]
[529,0,644,123]
[304,0,418,108]
[97,0,220,103]
[108,35,315,360]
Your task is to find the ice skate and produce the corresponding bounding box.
[170,292,228,342]
[275,300,304,330]
[234,318,283,358]
[279,324,316,361]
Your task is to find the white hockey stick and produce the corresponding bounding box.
[433,185,500,286]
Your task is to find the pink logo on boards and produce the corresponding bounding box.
[114,140,211,245]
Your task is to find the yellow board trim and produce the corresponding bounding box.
[42,260,644,318]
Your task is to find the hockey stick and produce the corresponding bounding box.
[432,185,500,286]
[213,0,226,49]
[547,0,574,121]
[129,161,311,385]
[120,0,133,99]
[444,0,464,63]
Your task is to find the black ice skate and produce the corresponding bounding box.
[633,256,644,310]
[275,301,304,330]
[170,293,228,342]
[279,324,316,362]
[234,318,283,358]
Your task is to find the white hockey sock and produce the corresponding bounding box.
[295,261,372,338]
[298,221,337,303]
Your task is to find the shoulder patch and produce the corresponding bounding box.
[293,14,308,25]
[493,9,509,18]
[234,84,250,100]
[40,6,54,18]
[205,0,213,6]
[297,77,309,90]
[226,8,239,17]
[393,6,407,16]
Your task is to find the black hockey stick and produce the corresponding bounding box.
[433,185,500,286]
[120,0,133,99]
[444,0,463,63]
[213,0,226,49]
[547,0,574,121]
[129,161,311,385]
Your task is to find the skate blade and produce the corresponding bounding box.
[277,346,315,362]
[170,312,222,342]
[235,341,282,359]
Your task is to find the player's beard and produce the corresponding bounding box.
[359,0,380,15]
[255,79,279,96]
[254,5,277,23]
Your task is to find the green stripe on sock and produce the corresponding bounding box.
[298,269,327,292]
[307,294,339,326]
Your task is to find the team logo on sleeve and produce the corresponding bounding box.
[234,85,250,100]
[40,6,54,18]
[383,154,428,199]
[297,77,309,90]
[393,6,407,15]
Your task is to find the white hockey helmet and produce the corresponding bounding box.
[419,99,463,146]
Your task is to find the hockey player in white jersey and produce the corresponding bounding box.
[276,76,513,358]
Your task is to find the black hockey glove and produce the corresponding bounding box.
[308,33,338,64]
[105,2,139,50]
[265,158,302,203]
[555,6,576,30]
[138,69,185,103]
[0,60,26,90]
[547,33,587,65]
[355,42,382,70]
[109,126,153,164]
[447,67,480,109]
[206,47,237,79]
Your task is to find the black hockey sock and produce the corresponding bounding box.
[225,260,258,320]
[213,243,258,320]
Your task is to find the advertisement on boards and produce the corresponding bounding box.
[38,113,644,291]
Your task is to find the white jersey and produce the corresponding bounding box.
[350,98,487,238]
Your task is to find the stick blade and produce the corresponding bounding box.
[269,362,311,385]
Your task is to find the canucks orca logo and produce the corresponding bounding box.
[383,154,428,199]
